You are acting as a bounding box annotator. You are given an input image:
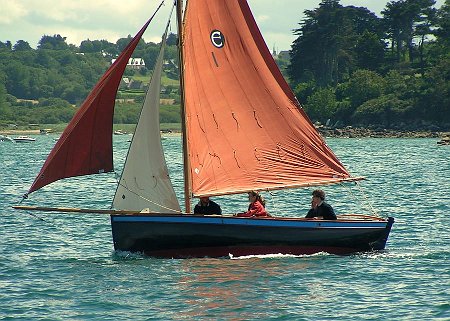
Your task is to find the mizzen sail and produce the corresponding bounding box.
[26,11,160,196]
[182,0,353,197]
[112,23,181,213]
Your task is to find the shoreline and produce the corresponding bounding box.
[317,127,448,138]
[0,129,42,135]
[1,128,448,139]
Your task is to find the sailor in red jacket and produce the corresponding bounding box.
[235,191,270,217]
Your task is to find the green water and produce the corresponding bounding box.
[1,135,449,320]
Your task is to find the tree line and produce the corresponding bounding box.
[288,0,449,130]
[0,32,180,127]
[0,0,449,131]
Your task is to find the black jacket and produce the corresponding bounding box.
[194,200,222,215]
[305,202,337,220]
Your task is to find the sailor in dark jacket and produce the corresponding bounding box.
[194,196,222,215]
[305,189,337,220]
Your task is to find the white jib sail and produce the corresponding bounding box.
[112,35,181,213]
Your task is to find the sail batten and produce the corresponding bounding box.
[182,0,350,198]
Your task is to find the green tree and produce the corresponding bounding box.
[78,39,110,53]
[166,33,178,46]
[293,81,317,105]
[346,69,385,108]
[79,40,95,53]
[382,0,437,64]
[0,72,12,121]
[352,94,413,126]
[418,57,450,123]
[38,34,69,50]
[35,50,59,68]
[434,0,450,49]
[4,61,33,98]
[0,41,12,50]
[13,40,32,51]
[332,70,385,124]
[303,87,337,123]
[289,0,381,86]
[354,30,386,71]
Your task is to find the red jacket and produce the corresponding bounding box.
[236,201,268,217]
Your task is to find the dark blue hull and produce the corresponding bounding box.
[110,215,394,258]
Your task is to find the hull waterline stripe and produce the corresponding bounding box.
[111,215,388,228]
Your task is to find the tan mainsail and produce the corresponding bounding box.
[183,0,352,197]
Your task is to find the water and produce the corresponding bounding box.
[1,135,449,320]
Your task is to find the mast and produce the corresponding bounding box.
[176,0,191,213]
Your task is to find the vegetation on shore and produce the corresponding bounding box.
[288,0,450,132]
[0,0,449,133]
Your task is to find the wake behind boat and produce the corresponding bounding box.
[13,135,36,142]
[14,0,393,258]
[0,134,14,142]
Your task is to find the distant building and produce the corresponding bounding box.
[128,58,145,69]
[278,50,290,61]
[118,77,144,90]
[271,48,290,61]
[119,77,131,89]
[128,79,144,90]
[111,57,146,70]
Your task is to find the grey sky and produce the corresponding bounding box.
[0,0,445,51]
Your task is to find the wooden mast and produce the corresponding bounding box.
[176,0,191,213]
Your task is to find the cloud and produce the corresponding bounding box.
[255,14,270,23]
[1,0,446,50]
[0,0,172,47]
[0,0,28,24]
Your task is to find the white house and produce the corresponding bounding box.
[111,57,146,70]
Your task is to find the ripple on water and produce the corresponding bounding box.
[1,136,449,320]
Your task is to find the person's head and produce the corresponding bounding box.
[312,189,325,200]
[200,196,210,205]
[248,191,265,207]
[311,189,325,206]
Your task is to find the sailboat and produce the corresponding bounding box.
[14,0,394,258]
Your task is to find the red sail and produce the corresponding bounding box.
[27,18,153,195]
[183,0,352,197]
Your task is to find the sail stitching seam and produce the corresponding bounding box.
[253,111,262,128]
[233,151,240,168]
[231,112,239,130]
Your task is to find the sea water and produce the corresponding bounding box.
[1,134,449,320]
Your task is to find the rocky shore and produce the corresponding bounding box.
[1,127,449,139]
[317,126,448,138]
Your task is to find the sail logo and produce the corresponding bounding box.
[210,30,225,48]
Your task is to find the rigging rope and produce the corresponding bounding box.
[339,181,379,217]
[266,189,280,216]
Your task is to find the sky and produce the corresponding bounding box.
[0,0,445,51]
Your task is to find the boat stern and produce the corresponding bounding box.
[369,216,394,250]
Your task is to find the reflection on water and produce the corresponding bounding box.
[175,257,314,320]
